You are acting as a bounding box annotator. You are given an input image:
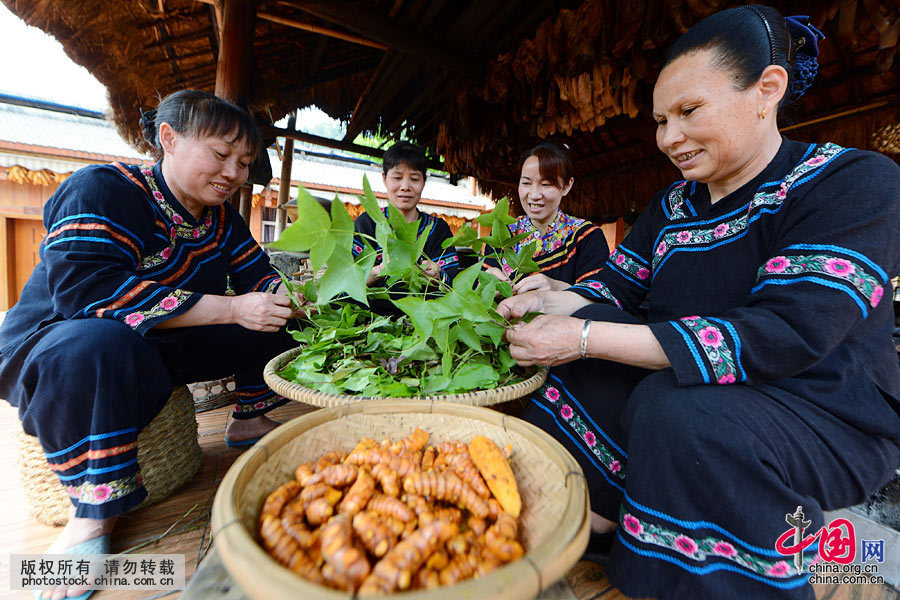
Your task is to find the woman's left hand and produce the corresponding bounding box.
[505,314,582,366]
[513,273,565,294]
[419,259,440,280]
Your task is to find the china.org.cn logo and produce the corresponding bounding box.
[774,506,885,584]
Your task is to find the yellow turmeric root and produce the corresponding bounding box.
[402,471,489,519]
[352,510,397,557]
[320,514,370,589]
[259,480,301,525]
[371,463,400,497]
[468,435,521,517]
[367,492,414,523]
[339,467,375,516]
[306,463,358,488]
[259,514,325,584]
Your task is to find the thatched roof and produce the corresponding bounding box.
[4,0,898,218]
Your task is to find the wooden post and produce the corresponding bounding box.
[214,0,256,217]
[275,112,296,239]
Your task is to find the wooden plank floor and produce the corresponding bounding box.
[0,399,894,599]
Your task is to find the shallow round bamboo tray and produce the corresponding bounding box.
[264,346,548,407]
[16,385,202,526]
[212,399,589,600]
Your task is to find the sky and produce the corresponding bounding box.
[0,3,341,133]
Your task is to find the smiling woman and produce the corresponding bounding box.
[0,90,302,600]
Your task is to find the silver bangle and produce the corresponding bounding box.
[580,319,592,359]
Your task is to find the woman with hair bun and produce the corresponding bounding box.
[500,6,899,599]
[1,90,300,599]
[485,141,610,292]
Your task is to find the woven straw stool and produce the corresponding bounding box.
[15,385,202,527]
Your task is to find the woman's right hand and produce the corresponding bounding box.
[366,259,388,286]
[230,292,294,331]
[483,266,511,284]
[497,290,547,321]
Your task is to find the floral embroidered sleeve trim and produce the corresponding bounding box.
[754,246,887,318]
[607,246,651,289]
[123,288,194,330]
[669,316,743,385]
[568,280,623,309]
[619,506,808,586]
[663,181,691,220]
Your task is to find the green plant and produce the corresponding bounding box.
[268,176,541,397]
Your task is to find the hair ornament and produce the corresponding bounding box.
[784,15,825,102]
[139,107,157,128]
[745,5,776,64]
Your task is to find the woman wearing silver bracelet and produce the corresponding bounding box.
[500,6,900,599]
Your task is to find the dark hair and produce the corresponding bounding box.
[520,141,573,189]
[664,5,819,114]
[139,89,262,159]
[382,141,427,178]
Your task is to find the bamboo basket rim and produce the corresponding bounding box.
[264,346,549,407]
[211,399,590,600]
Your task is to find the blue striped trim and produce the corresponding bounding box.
[606,263,650,291]
[232,236,255,257]
[752,277,869,318]
[669,321,710,384]
[57,459,138,481]
[684,181,698,216]
[52,213,144,249]
[231,250,267,274]
[82,276,141,316]
[178,254,226,286]
[528,400,625,493]
[548,373,627,457]
[659,180,687,219]
[708,317,746,382]
[108,285,172,320]
[793,148,850,188]
[652,202,750,251]
[624,492,817,558]
[616,532,809,589]
[43,236,136,261]
[45,428,138,458]
[784,243,888,282]
[615,244,649,266]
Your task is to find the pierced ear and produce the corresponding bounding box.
[757,65,788,114]
[562,177,575,196]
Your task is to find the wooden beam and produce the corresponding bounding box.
[143,27,212,50]
[275,113,296,238]
[257,11,387,50]
[263,125,444,171]
[215,0,255,105]
[276,0,481,79]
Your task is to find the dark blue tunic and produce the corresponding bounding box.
[522,139,900,599]
[0,162,293,518]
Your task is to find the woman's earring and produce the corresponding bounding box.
[761,108,767,120]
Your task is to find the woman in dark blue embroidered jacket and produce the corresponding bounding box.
[500,7,900,599]
[0,90,299,599]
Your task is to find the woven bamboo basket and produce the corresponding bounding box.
[15,386,202,526]
[212,399,589,600]
[264,346,548,407]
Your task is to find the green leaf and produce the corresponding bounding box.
[448,363,498,392]
[360,175,387,226]
[329,194,355,252]
[456,321,483,353]
[267,186,334,272]
[503,241,541,277]
[475,321,505,347]
[317,246,376,305]
[386,203,419,243]
[441,225,481,252]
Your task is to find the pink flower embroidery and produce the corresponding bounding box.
[713,223,729,238]
[776,185,788,200]
[172,213,184,225]
[152,191,164,200]
[560,404,574,420]
[674,535,699,556]
[192,229,201,238]
[767,561,791,577]
[160,247,172,259]
[623,514,643,536]
[683,316,700,321]
[544,386,560,402]
[871,286,883,307]
[437,259,445,266]
[713,541,737,557]
[609,460,621,473]
[92,484,113,502]
[764,257,791,273]
[125,313,145,327]
[806,155,826,166]
[66,485,78,497]
[253,401,267,410]
[587,281,603,289]
[676,231,692,243]
[698,326,723,347]
[160,296,179,310]
[205,216,212,226]
[824,258,854,276]
[583,431,596,447]
[170,227,176,236]
[656,241,667,256]
[615,254,626,266]
[718,373,736,385]
[637,268,650,280]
